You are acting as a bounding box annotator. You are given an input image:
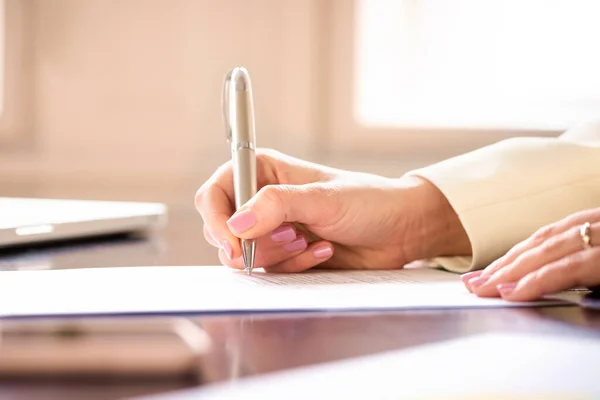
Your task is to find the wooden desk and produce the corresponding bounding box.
[2,179,600,400]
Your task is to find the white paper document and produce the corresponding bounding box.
[0,266,572,318]
[138,332,600,399]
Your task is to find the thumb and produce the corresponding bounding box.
[226,184,339,239]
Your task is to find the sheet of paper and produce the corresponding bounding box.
[0,266,571,318]
[137,332,600,399]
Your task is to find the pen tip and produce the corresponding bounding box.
[241,239,256,276]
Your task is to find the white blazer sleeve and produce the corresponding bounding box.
[407,120,600,273]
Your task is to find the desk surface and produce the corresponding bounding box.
[2,180,600,400]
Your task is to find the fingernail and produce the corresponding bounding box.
[313,246,333,259]
[460,270,482,285]
[284,236,307,252]
[468,275,489,288]
[221,240,233,260]
[497,282,517,297]
[227,210,257,234]
[271,225,296,242]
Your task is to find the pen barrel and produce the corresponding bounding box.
[229,71,257,209]
[230,77,255,147]
[232,147,257,209]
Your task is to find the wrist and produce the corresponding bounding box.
[395,175,472,262]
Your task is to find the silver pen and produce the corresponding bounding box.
[222,67,257,275]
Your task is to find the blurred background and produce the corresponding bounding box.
[1,0,600,231]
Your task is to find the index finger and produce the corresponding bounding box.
[195,162,241,259]
[499,247,600,302]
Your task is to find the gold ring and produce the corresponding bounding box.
[580,222,592,249]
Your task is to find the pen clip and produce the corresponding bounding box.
[221,70,233,143]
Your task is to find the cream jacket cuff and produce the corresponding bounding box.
[407,121,600,273]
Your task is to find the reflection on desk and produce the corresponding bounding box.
[138,332,600,399]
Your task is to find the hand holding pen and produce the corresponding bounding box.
[195,68,469,274]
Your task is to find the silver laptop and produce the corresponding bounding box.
[0,197,167,248]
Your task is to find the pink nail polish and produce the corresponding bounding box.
[313,246,333,259]
[497,282,517,297]
[271,225,296,242]
[468,275,489,288]
[284,236,307,252]
[227,210,257,234]
[460,270,482,284]
[221,240,233,260]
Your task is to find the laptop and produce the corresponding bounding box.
[0,197,167,248]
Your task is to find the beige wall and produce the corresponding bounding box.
[1,0,474,195]
[0,0,331,185]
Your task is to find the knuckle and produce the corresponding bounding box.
[211,160,233,183]
[483,260,504,276]
[194,184,207,211]
[532,266,552,283]
[539,233,560,254]
[566,208,597,226]
[256,149,287,183]
[195,161,232,210]
[256,148,280,163]
[528,268,551,293]
[517,272,537,289]
[306,184,328,198]
[260,185,286,208]
[494,256,524,281]
[531,224,555,244]
[515,251,535,269]
[566,251,585,266]
[255,151,271,165]
[509,249,530,268]
[561,251,586,279]
[498,244,522,265]
[320,183,342,203]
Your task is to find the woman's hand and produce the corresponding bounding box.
[462,208,600,301]
[195,148,470,273]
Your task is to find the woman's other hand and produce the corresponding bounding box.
[462,208,600,301]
